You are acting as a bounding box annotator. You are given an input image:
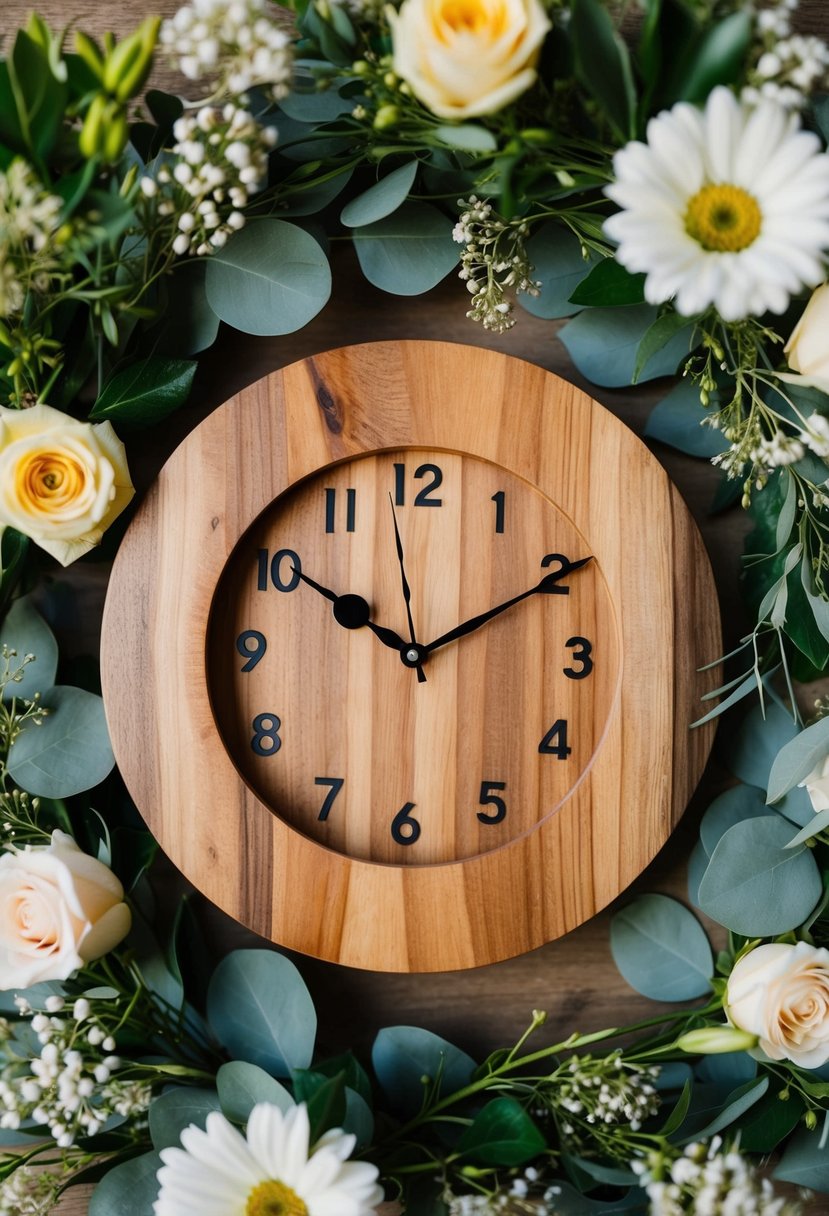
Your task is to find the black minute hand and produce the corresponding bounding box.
[422,555,593,657]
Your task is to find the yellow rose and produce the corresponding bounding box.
[784,283,829,393]
[0,403,134,566]
[388,0,551,120]
[0,830,131,988]
[726,941,829,1068]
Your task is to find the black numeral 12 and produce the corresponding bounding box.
[393,463,443,507]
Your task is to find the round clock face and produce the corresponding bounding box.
[208,448,619,865]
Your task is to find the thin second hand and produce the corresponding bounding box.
[389,495,426,683]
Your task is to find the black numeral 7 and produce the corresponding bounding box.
[315,776,344,820]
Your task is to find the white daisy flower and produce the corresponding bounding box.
[153,1101,384,1216]
[604,86,829,322]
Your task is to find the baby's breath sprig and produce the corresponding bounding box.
[0,647,47,784]
[453,197,541,334]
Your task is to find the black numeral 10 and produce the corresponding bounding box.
[393,463,443,507]
[257,548,301,591]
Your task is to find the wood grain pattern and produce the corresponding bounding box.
[101,342,720,971]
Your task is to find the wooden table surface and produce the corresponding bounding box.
[5,1,824,1210]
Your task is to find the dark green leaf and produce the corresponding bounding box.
[634,310,695,383]
[313,1051,372,1106]
[0,529,29,618]
[522,222,598,320]
[775,1124,829,1190]
[738,1087,804,1153]
[679,1077,768,1143]
[11,30,67,159]
[659,1080,692,1136]
[457,1097,545,1166]
[570,0,636,140]
[559,304,693,387]
[674,13,753,103]
[292,1068,346,1140]
[152,261,220,357]
[90,357,197,427]
[569,258,646,307]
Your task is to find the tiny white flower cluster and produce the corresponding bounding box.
[0,994,151,1148]
[453,197,541,334]
[160,0,293,100]
[633,1137,804,1215]
[0,160,63,318]
[744,0,829,108]
[139,104,275,257]
[799,412,829,459]
[0,1164,64,1216]
[552,1052,661,1136]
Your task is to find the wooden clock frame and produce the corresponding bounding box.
[101,340,720,973]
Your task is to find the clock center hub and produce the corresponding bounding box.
[332,593,371,630]
[401,644,427,668]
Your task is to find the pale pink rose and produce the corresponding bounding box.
[726,941,829,1068]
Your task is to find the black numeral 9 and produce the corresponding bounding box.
[236,630,266,671]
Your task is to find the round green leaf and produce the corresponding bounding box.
[148,1086,221,1151]
[207,949,316,1077]
[521,222,598,320]
[699,786,770,857]
[559,304,693,387]
[340,161,417,227]
[217,1060,293,1124]
[687,838,708,908]
[0,596,58,700]
[89,1151,163,1216]
[775,1124,829,1190]
[371,1025,475,1116]
[610,893,713,1001]
[7,685,114,797]
[645,379,729,458]
[697,815,822,935]
[433,124,498,152]
[205,220,331,335]
[731,702,813,826]
[353,202,458,295]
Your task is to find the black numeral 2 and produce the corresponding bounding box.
[478,781,506,824]
[564,636,593,679]
[325,488,356,533]
[315,776,344,820]
[391,802,421,844]
[393,463,443,507]
[257,549,301,591]
[539,719,571,758]
[251,713,281,755]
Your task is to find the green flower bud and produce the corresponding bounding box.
[676,1026,759,1055]
[373,105,399,130]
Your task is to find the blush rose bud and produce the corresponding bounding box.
[726,941,829,1069]
[0,831,131,988]
[676,1026,759,1055]
[785,283,829,394]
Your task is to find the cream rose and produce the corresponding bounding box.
[0,403,134,566]
[784,283,829,394]
[0,831,131,989]
[388,0,551,120]
[799,753,829,812]
[726,941,829,1068]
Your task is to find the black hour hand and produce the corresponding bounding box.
[293,567,407,652]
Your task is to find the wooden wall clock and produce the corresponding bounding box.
[101,341,720,973]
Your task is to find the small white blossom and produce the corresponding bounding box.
[160,0,293,101]
[637,1137,805,1215]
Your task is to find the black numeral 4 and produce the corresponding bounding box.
[539,720,571,758]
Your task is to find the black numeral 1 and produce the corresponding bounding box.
[251,713,281,755]
[392,463,443,507]
[564,637,593,679]
[325,488,356,534]
[539,719,571,758]
[492,491,505,534]
[315,776,344,820]
[257,549,301,591]
[236,630,266,671]
[391,802,421,845]
[478,781,506,824]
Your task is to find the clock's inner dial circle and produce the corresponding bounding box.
[208,449,620,865]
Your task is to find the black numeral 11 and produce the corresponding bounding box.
[325,488,356,533]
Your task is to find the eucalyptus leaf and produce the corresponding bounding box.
[278,167,354,217]
[205,219,331,335]
[372,1026,475,1116]
[522,222,598,320]
[659,1081,692,1137]
[697,815,821,935]
[154,261,220,356]
[207,950,316,1077]
[90,357,197,427]
[7,685,114,797]
[784,807,829,848]
[0,596,58,700]
[279,84,356,123]
[777,471,798,552]
[679,1076,768,1143]
[730,701,813,826]
[767,713,829,804]
[559,304,693,387]
[340,161,418,227]
[343,1087,374,1149]
[568,258,645,308]
[433,124,498,152]
[645,379,728,458]
[217,1061,293,1124]
[774,1123,829,1190]
[696,1052,757,1088]
[354,202,457,295]
[687,838,708,908]
[457,1097,545,1166]
[88,1151,163,1216]
[149,1086,221,1151]
[610,893,712,1000]
[699,786,770,857]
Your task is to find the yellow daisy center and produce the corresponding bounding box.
[245,1180,308,1216]
[684,183,762,252]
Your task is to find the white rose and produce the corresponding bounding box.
[388,0,551,120]
[0,831,131,989]
[726,941,829,1068]
[799,753,829,812]
[784,283,829,393]
[0,403,134,567]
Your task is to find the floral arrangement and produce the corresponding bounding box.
[5,0,829,1212]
